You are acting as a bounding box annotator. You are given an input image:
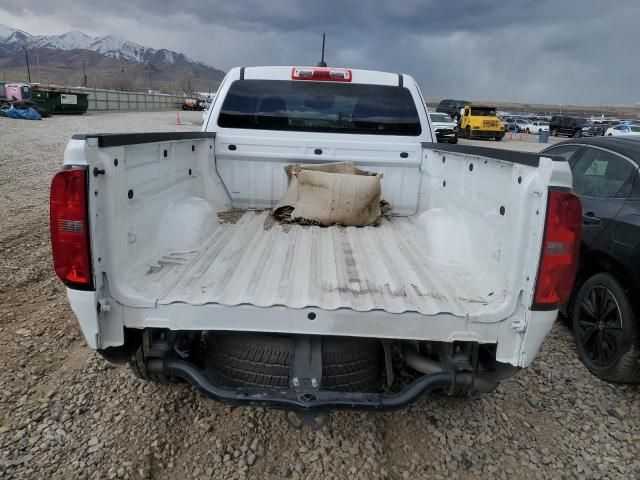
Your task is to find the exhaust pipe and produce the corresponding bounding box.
[401,344,519,393]
[401,344,443,374]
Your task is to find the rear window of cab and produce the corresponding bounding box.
[218,80,422,136]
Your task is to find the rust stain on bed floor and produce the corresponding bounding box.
[217,209,246,224]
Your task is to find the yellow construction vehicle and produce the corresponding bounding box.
[459,105,505,141]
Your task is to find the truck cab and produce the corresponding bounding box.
[460,105,505,141]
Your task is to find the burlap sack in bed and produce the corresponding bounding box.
[273,162,389,227]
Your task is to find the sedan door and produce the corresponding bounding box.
[607,170,640,278]
[569,146,638,246]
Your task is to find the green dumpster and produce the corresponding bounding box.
[31,88,89,114]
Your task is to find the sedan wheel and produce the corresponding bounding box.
[572,273,640,383]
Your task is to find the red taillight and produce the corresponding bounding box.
[291,67,352,82]
[50,169,93,290]
[532,189,582,310]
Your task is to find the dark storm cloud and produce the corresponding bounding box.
[2,0,640,105]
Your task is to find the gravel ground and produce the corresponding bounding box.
[1,111,639,480]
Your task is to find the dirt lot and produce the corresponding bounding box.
[1,111,639,480]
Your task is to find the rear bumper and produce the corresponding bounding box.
[470,130,504,139]
[148,356,460,411]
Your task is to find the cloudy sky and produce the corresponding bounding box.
[1,0,639,106]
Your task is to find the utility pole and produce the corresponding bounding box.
[82,60,87,88]
[121,61,125,91]
[25,48,32,83]
[36,55,41,83]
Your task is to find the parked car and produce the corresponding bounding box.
[429,112,458,143]
[436,98,471,123]
[525,120,549,135]
[605,123,640,137]
[51,65,579,427]
[549,116,603,137]
[594,121,616,133]
[503,117,517,131]
[542,137,640,383]
[580,121,606,137]
[182,98,198,110]
[504,118,527,133]
[514,119,529,133]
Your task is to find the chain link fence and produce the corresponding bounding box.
[1,81,190,111]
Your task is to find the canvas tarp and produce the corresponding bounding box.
[273,162,390,227]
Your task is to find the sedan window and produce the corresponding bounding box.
[542,145,583,161]
[572,148,636,198]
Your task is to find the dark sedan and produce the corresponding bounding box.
[549,116,605,138]
[580,121,606,137]
[542,137,640,383]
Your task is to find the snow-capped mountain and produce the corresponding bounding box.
[0,24,224,93]
[0,25,30,45]
[0,24,206,66]
[33,30,95,51]
[85,34,151,63]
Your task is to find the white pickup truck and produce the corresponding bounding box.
[51,66,581,428]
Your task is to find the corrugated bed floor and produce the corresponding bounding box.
[137,210,504,317]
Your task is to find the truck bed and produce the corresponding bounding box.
[121,210,505,317]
